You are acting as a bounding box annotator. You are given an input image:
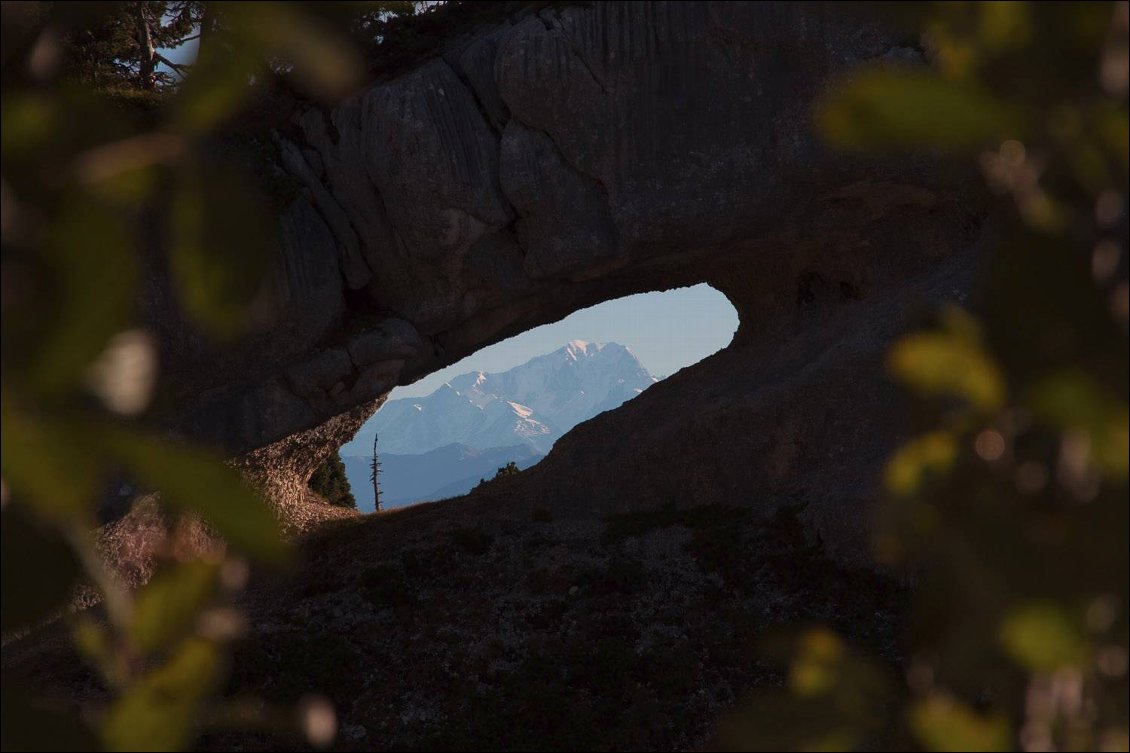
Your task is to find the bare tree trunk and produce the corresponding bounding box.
[136,5,158,90]
[370,434,382,512]
[198,3,214,51]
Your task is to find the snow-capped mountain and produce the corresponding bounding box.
[342,341,657,456]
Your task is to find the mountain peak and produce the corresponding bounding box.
[563,339,624,360]
[347,340,656,456]
[564,339,595,356]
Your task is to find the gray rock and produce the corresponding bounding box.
[499,121,624,280]
[147,1,988,564]
[277,138,367,289]
[346,319,427,368]
[285,349,352,398]
[361,59,512,262]
[456,25,512,133]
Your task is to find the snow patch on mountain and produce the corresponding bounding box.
[343,341,657,456]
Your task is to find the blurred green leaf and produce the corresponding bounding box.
[818,68,1021,152]
[173,2,362,132]
[0,93,56,159]
[977,2,1033,52]
[1097,109,1128,169]
[71,614,116,684]
[884,431,958,497]
[1028,371,1129,479]
[228,2,363,101]
[999,602,1089,671]
[131,561,220,654]
[888,309,1006,413]
[909,694,1010,752]
[102,636,222,752]
[173,40,262,133]
[719,629,892,751]
[0,506,81,634]
[716,693,859,752]
[31,195,138,396]
[107,429,286,563]
[789,629,846,697]
[86,163,161,206]
[75,133,184,205]
[169,161,275,339]
[0,394,103,522]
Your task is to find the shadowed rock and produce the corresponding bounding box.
[146,2,987,562]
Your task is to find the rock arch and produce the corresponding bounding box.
[152,2,988,559]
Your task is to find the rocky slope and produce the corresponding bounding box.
[1,490,905,752]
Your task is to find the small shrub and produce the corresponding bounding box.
[309,454,356,508]
[474,460,523,491]
[494,461,520,478]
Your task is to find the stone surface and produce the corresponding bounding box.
[231,397,385,529]
[143,1,988,561]
[499,120,623,280]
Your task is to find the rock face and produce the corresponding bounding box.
[228,397,383,525]
[147,2,988,562]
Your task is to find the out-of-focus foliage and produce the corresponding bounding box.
[727,2,1129,750]
[718,629,900,751]
[309,454,357,509]
[0,2,422,750]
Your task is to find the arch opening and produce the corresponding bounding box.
[340,284,738,511]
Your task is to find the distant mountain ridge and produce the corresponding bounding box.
[343,341,656,457]
[342,443,544,511]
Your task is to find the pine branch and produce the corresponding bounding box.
[154,51,190,71]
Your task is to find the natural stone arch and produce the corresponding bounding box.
[147,2,989,559]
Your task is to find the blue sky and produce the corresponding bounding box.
[394,284,739,398]
[157,33,198,78]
